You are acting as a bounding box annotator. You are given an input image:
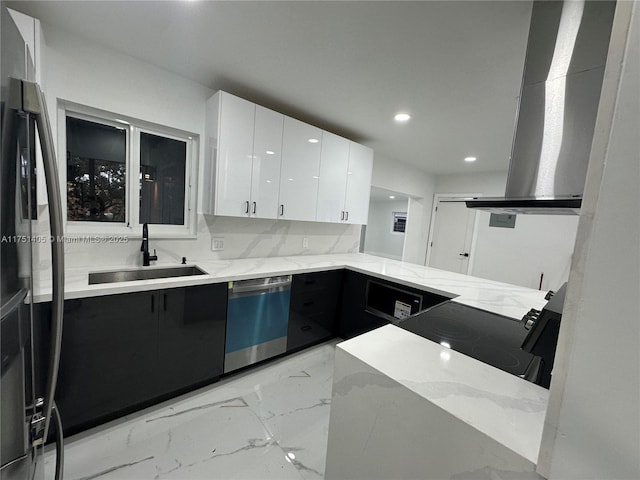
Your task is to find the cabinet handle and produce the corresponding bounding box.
[244,201,250,214]
[345,211,349,221]
[163,293,167,311]
[252,202,257,214]
[303,300,315,307]
[279,204,284,216]
[340,211,344,221]
[151,294,154,313]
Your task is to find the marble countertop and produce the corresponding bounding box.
[32,253,548,319]
[36,253,550,467]
[338,324,550,465]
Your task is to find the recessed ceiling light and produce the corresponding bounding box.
[265,150,275,155]
[464,156,477,163]
[389,195,396,199]
[394,112,411,122]
[308,138,319,144]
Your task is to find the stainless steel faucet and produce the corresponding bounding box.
[140,223,158,266]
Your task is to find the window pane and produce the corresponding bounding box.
[66,116,126,222]
[139,132,186,225]
[393,212,407,233]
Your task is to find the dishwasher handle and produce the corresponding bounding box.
[229,275,292,295]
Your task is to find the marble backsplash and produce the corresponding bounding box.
[33,214,362,276]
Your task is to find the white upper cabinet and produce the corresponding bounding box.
[205,91,255,217]
[204,92,285,219]
[344,142,374,224]
[278,117,322,222]
[204,90,372,224]
[316,132,350,223]
[250,106,284,219]
[8,8,43,83]
[316,136,373,225]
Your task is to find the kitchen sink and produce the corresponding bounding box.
[88,266,207,285]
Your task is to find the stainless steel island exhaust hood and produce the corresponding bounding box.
[466,1,616,215]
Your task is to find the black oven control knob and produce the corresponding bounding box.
[523,308,541,330]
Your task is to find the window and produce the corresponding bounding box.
[66,116,127,222]
[139,132,186,225]
[61,104,197,237]
[392,211,407,233]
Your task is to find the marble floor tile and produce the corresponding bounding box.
[45,341,338,480]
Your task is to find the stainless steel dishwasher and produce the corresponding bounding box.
[224,275,292,373]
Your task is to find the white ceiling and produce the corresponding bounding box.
[10,0,533,176]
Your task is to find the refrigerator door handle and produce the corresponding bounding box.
[21,79,65,442]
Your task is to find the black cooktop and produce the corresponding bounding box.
[397,301,535,377]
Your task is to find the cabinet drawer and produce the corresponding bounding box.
[289,294,340,315]
[287,270,343,352]
[292,270,343,294]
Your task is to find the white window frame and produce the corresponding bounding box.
[58,101,198,239]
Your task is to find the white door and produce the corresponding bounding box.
[344,142,373,224]
[250,105,283,219]
[216,92,255,217]
[278,117,322,222]
[316,131,349,223]
[428,200,476,274]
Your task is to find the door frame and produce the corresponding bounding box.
[425,193,482,273]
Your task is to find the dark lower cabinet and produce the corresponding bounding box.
[55,291,158,434]
[39,267,449,437]
[52,283,226,436]
[338,270,450,339]
[339,270,386,339]
[287,270,343,352]
[159,285,226,392]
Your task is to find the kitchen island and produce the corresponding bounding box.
[324,325,548,479]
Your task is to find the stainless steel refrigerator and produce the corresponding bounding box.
[1,5,65,480]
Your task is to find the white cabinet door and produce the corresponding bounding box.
[344,142,373,224]
[8,9,41,82]
[316,132,349,223]
[250,106,284,219]
[216,92,255,217]
[278,117,322,222]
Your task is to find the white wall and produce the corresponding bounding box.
[434,171,508,196]
[370,156,435,265]
[363,198,408,260]
[33,22,361,275]
[471,213,578,291]
[432,172,579,290]
[538,3,640,478]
